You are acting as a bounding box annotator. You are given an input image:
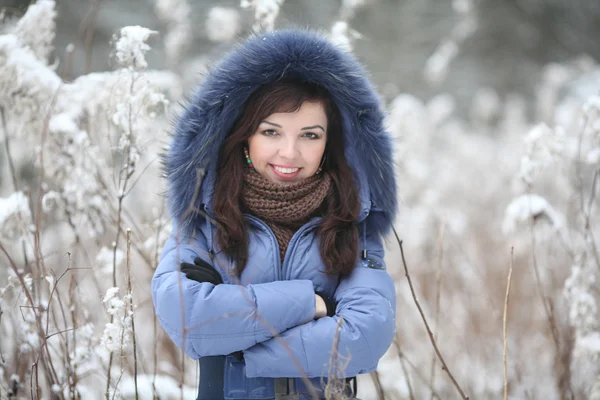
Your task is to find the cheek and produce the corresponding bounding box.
[248,136,270,164]
[305,143,326,167]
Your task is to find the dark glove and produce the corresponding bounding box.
[180,257,223,285]
[315,291,337,317]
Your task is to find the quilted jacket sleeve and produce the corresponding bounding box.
[243,214,396,378]
[151,221,317,359]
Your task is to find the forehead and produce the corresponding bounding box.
[264,101,327,124]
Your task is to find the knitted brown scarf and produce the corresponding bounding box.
[242,169,332,261]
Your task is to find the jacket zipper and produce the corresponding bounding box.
[243,214,282,280]
[244,214,323,281]
[281,218,322,280]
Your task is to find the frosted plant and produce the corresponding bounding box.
[0,34,61,132]
[329,21,362,53]
[536,62,584,121]
[96,246,124,275]
[424,0,477,85]
[339,0,369,21]
[502,194,564,234]
[206,6,241,43]
[424,40,459,86]
[44,111,108,237]
[17,301,39,354]
[240,0,284,32]
[0,192,32,242]
[114,26,157,70]
[155,0,191,68]
[519,123,565,185]
[581,94,600,164]
[13,0,56,64]
[470,87,501,126]
[111,26,169,182]
[143,210,172,256]
[564,259,600,395]
[101,287,133,353]
[564,262,598,336]
[386,94,432,178]
[109,72,168,190]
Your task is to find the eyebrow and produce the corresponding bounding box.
[261,120,325,132]
[301,125,325,132]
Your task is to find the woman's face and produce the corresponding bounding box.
[248,101,327,185]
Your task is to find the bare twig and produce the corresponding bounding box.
[392,228,469,399]
[60,41,76,81]
[46,327,78,340]
[526,191,574,398]
[2,238,67,387]
[127,228,139,400]
[107,69,138,400]
[82,0,103,74]
[152,204,164,400]
[429,221,445,400]
[503,247,514,400]
[394,341,443,399]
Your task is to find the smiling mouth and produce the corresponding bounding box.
[270,164,302,178]
[272,165,300,174]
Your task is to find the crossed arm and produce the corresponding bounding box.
[151,219,396,376]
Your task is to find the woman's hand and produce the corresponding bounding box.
[314,291,337,319]
[180,257,223,285]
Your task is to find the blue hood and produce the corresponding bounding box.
[164,29,397,236]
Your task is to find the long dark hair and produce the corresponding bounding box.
[212,81,360,276]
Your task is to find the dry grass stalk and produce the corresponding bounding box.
[324,317,348,400]
[370,370,385,400]
[525,192,574,398]
[392,227,470,399]
[503,247,514,400]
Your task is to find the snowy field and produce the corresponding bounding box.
[1,0,600,399]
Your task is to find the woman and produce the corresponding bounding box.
[152,29,398,400]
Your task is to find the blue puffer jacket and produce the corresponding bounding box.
[152,29,398,382]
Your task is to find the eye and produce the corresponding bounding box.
[302,132,320,140]
[261,129,278,136]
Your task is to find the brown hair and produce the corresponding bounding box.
[212,81,360,276]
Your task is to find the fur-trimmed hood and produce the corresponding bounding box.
[164,29,397,236]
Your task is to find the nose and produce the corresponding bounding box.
[278,137,299,160]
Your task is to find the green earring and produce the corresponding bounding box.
[244,147,253,168]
